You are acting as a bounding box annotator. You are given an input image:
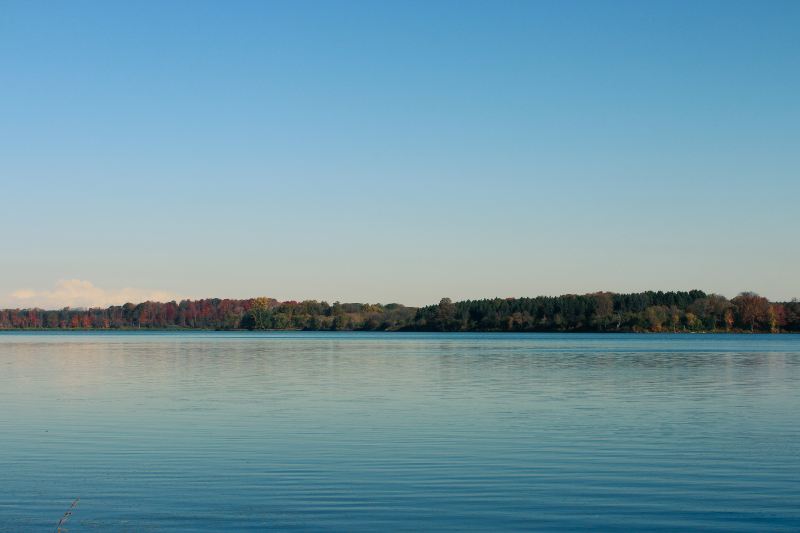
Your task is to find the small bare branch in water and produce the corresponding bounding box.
[56,498,79,533]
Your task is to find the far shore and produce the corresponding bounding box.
[2,290,797,333]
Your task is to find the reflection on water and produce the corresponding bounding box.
[1,332,799,531]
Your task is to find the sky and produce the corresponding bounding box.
[1,0,798,308]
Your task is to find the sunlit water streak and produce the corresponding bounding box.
[1,332,799,531]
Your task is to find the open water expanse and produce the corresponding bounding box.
[1,332,799,531]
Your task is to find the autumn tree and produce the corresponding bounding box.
[247,297,274,329]
[732,292,770,331]
[688,294,731,331]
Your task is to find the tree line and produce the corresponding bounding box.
[0,291,798,333]
[414,291,800,333]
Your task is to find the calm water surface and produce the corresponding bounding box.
[1,332,799,531]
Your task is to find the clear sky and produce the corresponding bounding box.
[1,0,798,308]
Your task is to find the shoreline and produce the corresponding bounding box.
[0,328,796,334]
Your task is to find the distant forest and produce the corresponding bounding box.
[1,291,799,333]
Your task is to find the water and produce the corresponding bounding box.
[1,332,799,532]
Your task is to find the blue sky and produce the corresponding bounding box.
[1,0,798,307]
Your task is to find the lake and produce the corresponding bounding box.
[1,332,798,531]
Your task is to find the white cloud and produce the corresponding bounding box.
[7,279,180,309]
